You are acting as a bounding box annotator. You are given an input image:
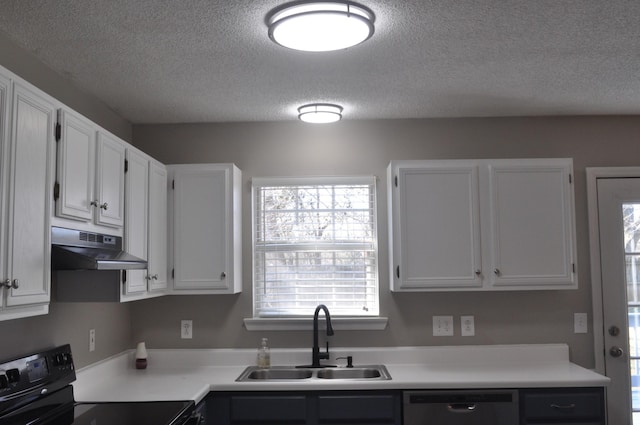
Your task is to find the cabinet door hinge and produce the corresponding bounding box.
[172,179,175,190]
[569,173,572,184]
[122,270,127,283]
[54,122,61,142]
[53,181,60,201]
[396,266,400,279]
[394,175,398,187]
[124,159,128,173]
[172,268,175,279]
[572,263,576,273]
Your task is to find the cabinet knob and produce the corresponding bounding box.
[475,269,481,276]
[493,268,500,275]
[609,326,620,336]
[2,279,10,288]
[221,272,226,279]
[152,274,158,280]
[10,279,18,289]
[610,346,624,358]
[99,202,108,210]
[90,199,99,207]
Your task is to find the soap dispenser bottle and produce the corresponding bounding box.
[257,338,271,369]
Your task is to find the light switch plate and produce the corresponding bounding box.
[574,313,588,334]
[433,315,454,336]
[461,315,475,336]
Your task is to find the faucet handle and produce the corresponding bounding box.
[336,356,354,368]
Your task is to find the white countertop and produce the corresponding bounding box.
[73,344,609,405]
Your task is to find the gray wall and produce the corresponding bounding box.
[0,33,134,368]
[0,30,132,142]
[130,116,640,368]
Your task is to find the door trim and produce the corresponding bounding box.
[587,167,640,375]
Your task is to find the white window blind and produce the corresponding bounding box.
[252,177,379,317]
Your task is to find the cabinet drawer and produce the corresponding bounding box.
[521,389,604,421]
[317,394,399,422]
[230,395,306,423]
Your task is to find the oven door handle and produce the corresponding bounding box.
[447,402,477,413]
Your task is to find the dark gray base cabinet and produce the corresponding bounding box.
[207,390,402,425]
[520,387,605,425]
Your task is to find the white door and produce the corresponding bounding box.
[488,162,576,288]
[5,82,55,306]
[148,161,168,291]
[95,131,125,228]
[390,163,482,290]
[596,177,640,425]
[56,109,95,221]
[124,149,149,295]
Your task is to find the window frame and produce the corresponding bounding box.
[251,176,380,319]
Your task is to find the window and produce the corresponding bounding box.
[252,176,379,318]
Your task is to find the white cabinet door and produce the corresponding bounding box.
[148,160,168,292]
[488,161,576,288]
[389,163,482,290]
[170,164,241,293]
[55,109,95,221]
[124,148,149,296]
[5,81,55,307]
[389,158,577,292]
[95,131,125,228]
[0,72,11,311]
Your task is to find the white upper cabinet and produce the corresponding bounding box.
[389,162,483,290]
[123,148,150,298]
[487,162,576,288]
[147,160,168,292]
[55,109,95,221]
[54,110,125,232]
[0,74,56,320]
[388,159,577,291]
[123,148,168,301]
[169,163,242,294]
[95,131,125,228]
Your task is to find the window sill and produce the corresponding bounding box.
[243,317,388,331]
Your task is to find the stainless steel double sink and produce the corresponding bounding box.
[236,365,391,382]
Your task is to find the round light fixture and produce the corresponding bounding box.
[267,2,375,52]
[298,104,343,123]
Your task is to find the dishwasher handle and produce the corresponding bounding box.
[447,403,477,413]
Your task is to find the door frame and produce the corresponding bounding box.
[587,167,640,375]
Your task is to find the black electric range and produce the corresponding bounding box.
[0,345,202,425]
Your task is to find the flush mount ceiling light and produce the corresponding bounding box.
[298,103,343,123]
[267,1,375,52]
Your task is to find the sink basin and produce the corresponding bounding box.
[316,367,390,380]
[236,365,391,382]
[237,367,313,381]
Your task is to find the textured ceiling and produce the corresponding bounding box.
[1,0,639,124]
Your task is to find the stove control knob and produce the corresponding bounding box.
[0,371,8,389]
[6,369,19,383]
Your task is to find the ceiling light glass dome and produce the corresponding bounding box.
[268,2,375,52]
[298,104,343,123]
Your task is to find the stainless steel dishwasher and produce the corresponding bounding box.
[403,390,519,425]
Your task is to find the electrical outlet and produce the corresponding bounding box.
[181,320,193,339]
[461,315,475,336]
[89,329,96,352]
[433,315,454,336]
[574,313,588,334]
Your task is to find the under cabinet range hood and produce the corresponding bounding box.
[51,226,147,270]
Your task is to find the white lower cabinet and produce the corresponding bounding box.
[0,73,56,320]
[168,163,242,294]
[123,148,168,301]
[388,158,577,291]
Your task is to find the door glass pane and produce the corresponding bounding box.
[624,203,640,418]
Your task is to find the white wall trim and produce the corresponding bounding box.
[243,316,388,331]
[586,167,640,375]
